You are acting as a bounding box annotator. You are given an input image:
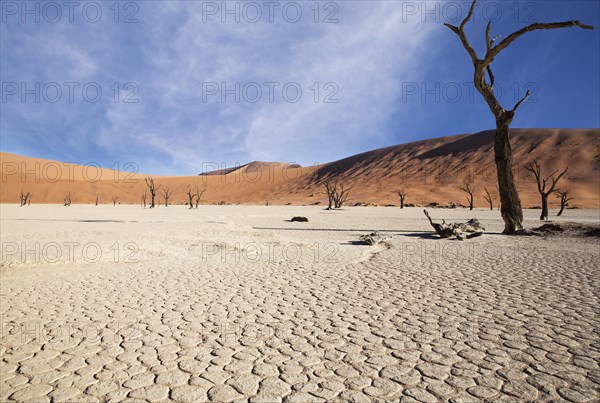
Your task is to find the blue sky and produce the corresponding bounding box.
[1,0,599,174]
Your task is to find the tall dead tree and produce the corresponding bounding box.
[95,195,99,206]
[445,0,593,233]
[19,190,32,206]
[141,191,147,208]
[460,179,475,211]
[483,187,493,210]
[112,196,118,207]
[398,189,407,209]
[555,189,574,217]
[525,159,568,221]
[160,187,172,207]
[63,192,72,206]
[144,177,160,208]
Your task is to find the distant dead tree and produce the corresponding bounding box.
[19,190,32,206]
[323,180,335,210]
[141,190,147,208]
[194,187,205,209]
[186,187,195,209]
[322,180,351,209]
[526,159,568,220]
[160,186,172,207]
[483,187,494,210]
[144,177,160,208]
[555,189,574,217]
[333,183,351,208]
[63,192,72,206]
[398,189,407,209]
[112,195,118,207]
[95,195,99,206]
[460,179,475,210]
[445,0,593,233]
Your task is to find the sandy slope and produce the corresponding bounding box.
[1,205,599,402]
[1,128,599,208]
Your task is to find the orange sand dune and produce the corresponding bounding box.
[1,128,598,208]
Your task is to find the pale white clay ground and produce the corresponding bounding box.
[1,205,599,402]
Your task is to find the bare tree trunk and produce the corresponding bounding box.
[540,194,549,220]
[398,190,407,209]
[495,119,523,233]
[557,203,565,216]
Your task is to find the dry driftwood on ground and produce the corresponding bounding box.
[359,232,389,245]
[424,209,485,240]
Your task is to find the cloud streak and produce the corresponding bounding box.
[1,1,598,174]
[1,1,437,174]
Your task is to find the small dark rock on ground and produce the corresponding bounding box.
[291,216,309,222]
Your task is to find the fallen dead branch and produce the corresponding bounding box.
[423,209,484,240]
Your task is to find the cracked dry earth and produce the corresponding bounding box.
[1,206,599,402]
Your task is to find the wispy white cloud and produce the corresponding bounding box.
[1,1,438,173]
[3,1,596,174]
[99,1,438,172]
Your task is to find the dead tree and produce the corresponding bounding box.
[63,192,72,206]
[19,190,32,206]
[322,180,351,209]
[526,159,568,220]
[194,187,206,209]
[555,189,574,216]
[141,191,147,208]
[333,184,351,208]
[398,189,407,209]
[95,195,99,206]
[483,187,493,210]
[160,187,172,207]
[144,177,160,208]
[186,188,196,209]
[322,180,335,210]
[460,179,475,210]
[112,196,118,207]
[445,0,593,233]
